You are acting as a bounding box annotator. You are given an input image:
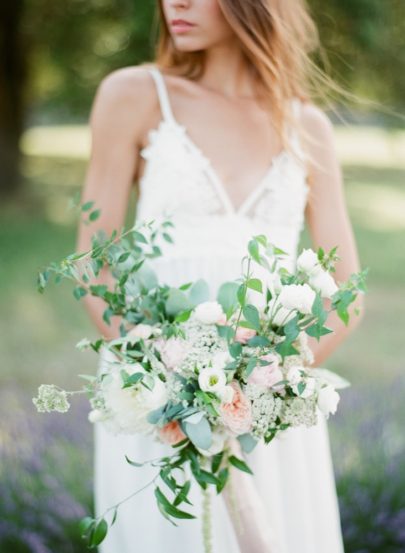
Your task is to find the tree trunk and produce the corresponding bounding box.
[0,0,27,199]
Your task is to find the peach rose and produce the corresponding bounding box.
[248,353,284,389]
[158,421,186,446]
[235,327,257,344]
[219,381,252,435]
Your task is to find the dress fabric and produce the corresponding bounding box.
[94,66,345,553]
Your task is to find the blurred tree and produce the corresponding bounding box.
[0,1,27,198]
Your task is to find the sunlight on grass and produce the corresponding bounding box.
[347,183,405,230]
[21,124,405,168]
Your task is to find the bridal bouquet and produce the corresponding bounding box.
[33,210,367,550]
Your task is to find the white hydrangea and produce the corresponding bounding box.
[245,384,282,438]
[33,385,70,413]
[281,397,318,427]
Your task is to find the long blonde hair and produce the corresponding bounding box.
[153,0,324,143]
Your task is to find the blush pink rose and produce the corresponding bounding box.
[235,327,257,344]
[219,381,252,435]
[159,338,188,370]
[248,353,284,389]
[158,421,186,446]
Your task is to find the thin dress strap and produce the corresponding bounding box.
[288,98,306,160]
[148,67,176,125]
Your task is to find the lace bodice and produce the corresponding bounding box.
[135,67,310,266]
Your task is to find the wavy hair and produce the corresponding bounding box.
[153,0,326,144]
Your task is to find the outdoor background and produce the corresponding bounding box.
[0,1,404,552]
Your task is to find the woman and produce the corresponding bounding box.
[76,0,364,552]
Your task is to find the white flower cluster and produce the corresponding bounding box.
[177,316,228,376]
[281,396,318,427]
[244,383,282,438]
[33,384,70,413]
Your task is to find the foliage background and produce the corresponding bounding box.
[0,1,404,552]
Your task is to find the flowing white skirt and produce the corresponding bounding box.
[94,255,345,553]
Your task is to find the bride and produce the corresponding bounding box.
[76,0,364,551]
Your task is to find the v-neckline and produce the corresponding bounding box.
[173,121,289,216]
[144,66,292,216]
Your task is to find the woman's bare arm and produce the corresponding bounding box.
[302,105,365,366]
[75,66,153,339]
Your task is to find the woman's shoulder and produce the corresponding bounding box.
[94,63,157,105]
[89,63,159,134]
[295,100,334,140]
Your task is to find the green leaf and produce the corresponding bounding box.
[73,286,87,300]
[89,209,101,222]
[229,342,242,359]
[90,518,108,546]
[188,279,210,306]
[216,467,229,493]
[90,284,108,297]
[217,282,239,315]
[133,231,148,244]
[275,340,299,358]
[211,451,224,473]
[173,480,192,506]
[228,455,253,475]
[237,433,258,453]
[305,324,333,341]
[248,239,260,263]
[175,309,192,323]
[125,455,144,467]
[246,278,263,293]
[181,416,212,450]
[283,315,300,342]
[242,304,260,331]
[81,200,95,212]
[237,283,247,307]
[79,516,95,537]
[163,232,173,243]
[118,252,131,263]
[110,508,118,526]
[245,356,258,377]
[154,487,195,519]
[166,288,193,317]
[247,335,271,347]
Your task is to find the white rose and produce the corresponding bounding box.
[268,298,296,327]
[211,351,232,371]
[127,323,153,340]
[198,367,227,396]
[317,385,340,418]
[160,337,189,370]
[197,430,226,457]
[103,366,167,434]
[309,270,338,299]
[296,249,322,275]
[292,376,316,398]
[194,301,225,325]
[287,365,304,385]
[278,283,316,315]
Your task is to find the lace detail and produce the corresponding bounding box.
[135,67,310,263]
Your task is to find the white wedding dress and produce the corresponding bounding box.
[94,66,345,553]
